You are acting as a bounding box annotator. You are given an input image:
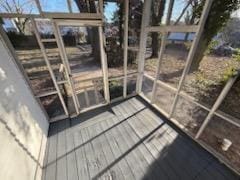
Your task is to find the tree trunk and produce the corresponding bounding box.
[74,0,100,62]
[189,33,209,73]
[151,32,160,58]
[150,0,166,58]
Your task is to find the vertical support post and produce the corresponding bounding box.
[67,0,73,13]
[84,89,90,107]
[169,0,213,118]
[136,0,152,93]
[98,26,110,103]
[99,0,104,16]
[31,18,69,116]
[52,21,80,114]
[150,0,174,103]
[94,85,100,104]
[150,33,167,103]
[123,0,129,98]
[195,72,239,139]
[35,0,43,15]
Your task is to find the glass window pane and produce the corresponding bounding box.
[218,77,240,123]
[155,84,176,115]
[141,75,154,99]
[199,115,240,172]
[30,76,55,96]
[129,0,143,45]
[149,0,169,26]
[0,0,39,14]
[158,32,194,89]
[172,96,209,136]
[170,0,203,26]
[127,49,138,74]
[40,95,65,118]
[104,2,124,78]
[109,79,123,100]
[2,18,58,95]
[181,6,240,111]
[144,32,162,77]
[127,74,137,95]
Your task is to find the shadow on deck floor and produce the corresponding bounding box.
[42,96,239,180]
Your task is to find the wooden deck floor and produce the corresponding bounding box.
[42,96,239,180]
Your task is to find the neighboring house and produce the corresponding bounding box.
[167,32,195,42]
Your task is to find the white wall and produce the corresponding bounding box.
[0,34,49,180]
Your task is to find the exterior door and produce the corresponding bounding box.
[54,20,109,116]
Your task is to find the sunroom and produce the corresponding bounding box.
[0,0,240,179]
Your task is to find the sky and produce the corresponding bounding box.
[104,2,118,23]
[2,0,240,29]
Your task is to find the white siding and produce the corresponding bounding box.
[0,35,49,180]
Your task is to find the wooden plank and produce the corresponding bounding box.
[112,102,162,179]
[86,124,110,179]
[73,129,90,180]
[111,116,156,180]
[110,117,151,179]
[41,39,57,43]
[98,26,110,103]
[56,120,67,180]
[81,128,99,179]
[65,120,79,180]
[105,118,146,179]
[137,111,193,179]
[100,120,135,180]
[127,99,216,178]
[41,135,50,180]
[93,122,125,180]
[45,123,58,180]
[129,98,212,162]
[115,101,179,177]
[113,103,172,179]
[130,98,215,163]
[119,116,165,179]
[208,161,239,180]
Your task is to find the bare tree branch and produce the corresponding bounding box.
[174,0,193,25]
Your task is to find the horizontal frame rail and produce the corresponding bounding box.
[145,25,198,33]
[36,90,58,98]
[0,12,102,20]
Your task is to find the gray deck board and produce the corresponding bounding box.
[110,117,152,179]
[125,100,198,179]
[43,96,239,180]
[45,123,58,180]
[86,123,110,179]
[106,117,145,179]
[66,120,78,180]
[100,119,135,180]
[56,120,67,180]
[116,102,178,179]
[81,128,99,179]
[73,128,90,180]
[91,122,125,180]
